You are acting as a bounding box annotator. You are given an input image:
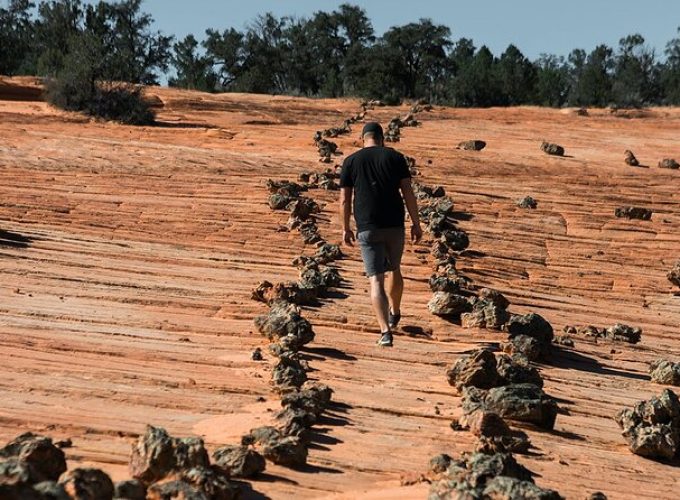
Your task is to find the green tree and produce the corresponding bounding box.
[661,27,680,104]
[535,54,570,107]
[568,44,614,106]
[169,34,217,91]
[0,0,35,75]
[33,0,84,76]
[203,27,244,89]
[382,19,452,99]
[496,44,537,105]
[613,34,658,107]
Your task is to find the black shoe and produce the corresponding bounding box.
[388,311,401,329]
[377,331,393,347]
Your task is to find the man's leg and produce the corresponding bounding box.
[369,273,390,333]
[386,267,404,316]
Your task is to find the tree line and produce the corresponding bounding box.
[2,0,680,109]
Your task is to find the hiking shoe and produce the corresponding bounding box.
[377,331,393,347]
[388,311,401,329]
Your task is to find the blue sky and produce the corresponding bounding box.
[139,0,680,60]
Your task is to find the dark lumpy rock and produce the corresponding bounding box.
[457,140,486,151]
[429,454,453,474]
[446,349,500,393]
[253,301,315,349]
[251,280,317,306]
[668,261,680,287]
[517,196,538,209]
[0,433,67,484]
[33,481,70,500]
[288,197,320,222]
[461,288,510,330]
[315,243,342,264]
[624,150,639,166]
[129,426,209,486]
[469,384,559,430]
[212,446,265,479]
[475,434,531,455]
[604,323,641,344]
[299,264,341,292]
[429,273,468,293]
[496,354,543,389]
[428,291,472,316]
[658,158,679,169]
[588,492,608,500]
[261,436,308,468]
[268,193,292,210]
[482,476,564,500]
[266,179,305,197]
[114,479,146,500]
[272,354,308,389]
[615,206,652,220]
[502,335,544,362]
[540,141,565,156]
[146,478,207,500]
[58,468,115,500]
[615,389,680,460]
[440,229,470,251]
[650,359,680,386]
[506,313,554,344]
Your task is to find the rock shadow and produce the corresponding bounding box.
[550,347,650,382]
[302,346,357,361]
[0,229,32,249]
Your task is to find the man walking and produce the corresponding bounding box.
[339,122,422,347]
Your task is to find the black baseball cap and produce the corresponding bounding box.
[361,122,383,137]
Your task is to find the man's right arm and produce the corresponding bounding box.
[339,187,355,246]
[400,178,423,243]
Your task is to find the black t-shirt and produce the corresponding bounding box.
[339,146,411,232]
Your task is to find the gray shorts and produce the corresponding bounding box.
[357,227,405,277]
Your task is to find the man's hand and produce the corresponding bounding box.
[411,224,423,243]
[343,229,356,246]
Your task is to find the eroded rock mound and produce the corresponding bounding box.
[254,301,315,349]
[212,446,265,478]
[658,158,679,169]
[457,140,486,151]
[624,150,640,166]
[517,196,538,209]
[447,349,500,393]
[668,261,680,287]
[59,468,114,500]
[461,288,510,330]
[615,389,680,460]
[540,141,565,156]
[129,426,209,485]
[650,359,680,386]
[114,479,146,500]
[0,433,67,485]
[615,206,652,220]
[429,451,562,499]
[428,291,471,316]
[251,280,317,306]
[463,384,558,430]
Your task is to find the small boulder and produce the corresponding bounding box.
[496,354,544,388]
[0,433,67,484]
[253,301,315,349]
[650,359,680,386]
[517,196,537,209]
[212,446,265,478]
[469,384,559,430]
[129,426,209,486]
[501,335,544,362]
[114,479,146,500]
[505,313,554,345]
[446,349,500,393]
[540,141,565,156]
[624,150,640,166]
[482,476,563,500]
[615,206,652,220]
[605,323,641,344]
[457,140,486,151]
[58,468,114,500]
[667,261,680,287]
[428,291,471,316]
[461,288,510,330]
[658,158,679,169]
[428,454,453,474]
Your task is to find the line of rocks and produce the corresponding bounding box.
[562,323,642,344]
[0,427,253,499]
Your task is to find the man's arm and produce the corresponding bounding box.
[400,178,423,243]
[340,186,355,246]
